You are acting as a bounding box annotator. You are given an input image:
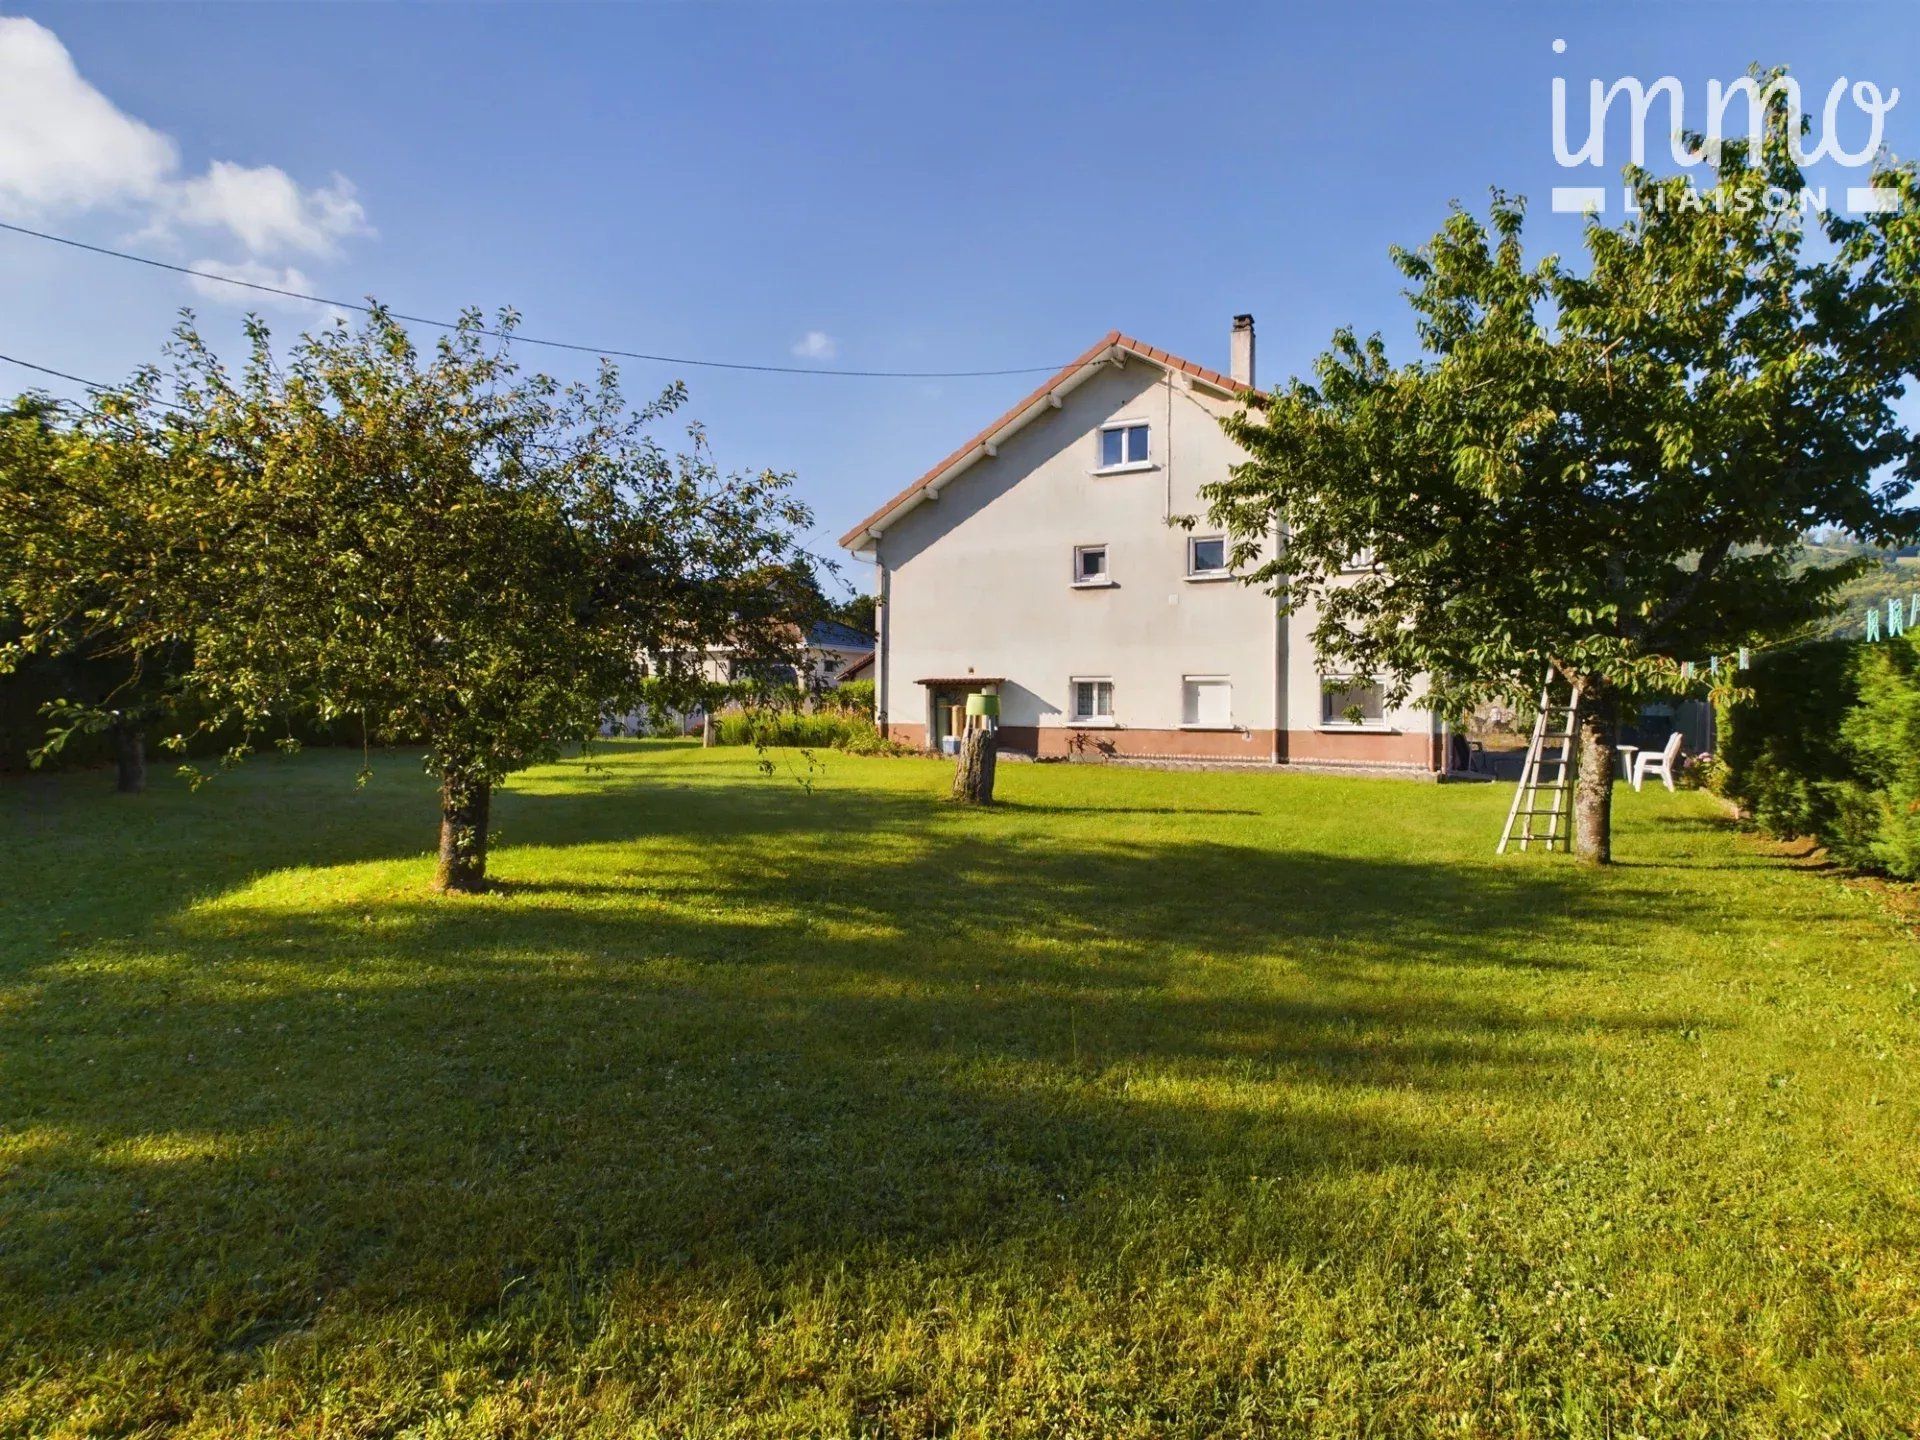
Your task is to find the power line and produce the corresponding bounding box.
[0,350,141,398]
[0,220,1070,379]
[0,348,852,571]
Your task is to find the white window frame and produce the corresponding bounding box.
[1186,534,1231,580]
[1341,545,1377,572]
[1180,675,1234,730]
[1092,419,1154,475]
[1069,675,1116,726]
[1072,543,1114,588]
[1318,677,1391,731]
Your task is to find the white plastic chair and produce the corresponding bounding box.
[1631,731,1684,792]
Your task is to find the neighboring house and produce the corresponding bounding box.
[834,649,875,685]
[608,619,876,735]
[837,317,1446,774]
[670,620,875,693]
[794,620,876,692]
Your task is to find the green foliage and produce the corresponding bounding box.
[0,640,118,772]
[1716,640,1859,839]
[834,721,918,757]
[708,687,903,754]
[711,708,872,749]
[156,307,815,791]
[1717,634,1920,879]
[1205,80,1920,860]
[0,392,193,768]
[1,305,823,879]
[825,678,875,715]
[1819,546,1920,640]
[829,590,877,634]
[1829,636,1920,877]
[4,744,1918,1433]
[712,709,851,748]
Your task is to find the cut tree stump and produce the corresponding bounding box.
[951,719,998,804]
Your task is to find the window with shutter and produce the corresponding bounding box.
[1182,677,1231,728]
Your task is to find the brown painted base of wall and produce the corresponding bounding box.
[1282,727,1441,772]
[882,721,1440,774]
[1006,725,1276,762]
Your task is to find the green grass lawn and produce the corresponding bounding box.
[2,743,1916,1438]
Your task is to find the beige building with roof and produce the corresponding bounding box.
[838,318,1444,773]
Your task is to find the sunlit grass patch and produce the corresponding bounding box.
[1,741,1916,1436]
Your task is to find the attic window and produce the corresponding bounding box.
[1097,422,1150,470]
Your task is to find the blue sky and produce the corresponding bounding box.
[3,3,1918,591]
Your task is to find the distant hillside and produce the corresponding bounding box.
[1800,535,1920,639]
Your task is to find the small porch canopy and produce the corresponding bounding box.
[917,677,1004,751]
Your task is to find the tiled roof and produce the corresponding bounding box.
[833,650,874,682]
[807,619,875,650]
[836,331,1257,549]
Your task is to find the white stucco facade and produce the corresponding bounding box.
[841,330,1441,772]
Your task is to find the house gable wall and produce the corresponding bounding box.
[864,350,1439,771]
[876,361,1279,753]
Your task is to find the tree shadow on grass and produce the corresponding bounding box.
[0,744,1736,1427]
[1609,809,1795,871]
[991,802,1264,817]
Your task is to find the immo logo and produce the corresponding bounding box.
[1549,40,1902,215]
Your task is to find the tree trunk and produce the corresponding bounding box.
[112,721,146,795]
[433,774,492,893]
[951,720,998,804]
[701,712,714,747]
[1572,690,1616,866]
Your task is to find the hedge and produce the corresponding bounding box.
[712,710,866,749]
[1718,632,1920,879]
[1715,639,1858,841]
[1829,636,1920,877]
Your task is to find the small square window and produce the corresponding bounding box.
[1098,423,1150,469]
[1071,677,1114,721]
[1074,544,1108,584]
[1321,680,1385,726]
[1182,676,1232,727]
[1188,535,1228,576]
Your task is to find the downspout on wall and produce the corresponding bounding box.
[1230,315,1283,762]
[874,549,891,736]
[1271,526,1287,765]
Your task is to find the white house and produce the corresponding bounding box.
[791,620,877,692]
[611,619,875,735]
[837,318,1445,774]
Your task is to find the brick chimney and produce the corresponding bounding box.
[1229,314,1255,388]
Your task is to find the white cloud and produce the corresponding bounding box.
[0,16,176,215]
[791,330,838,361]
[184,258,349,325]
[169,163,367,258]
[0,16,369,271]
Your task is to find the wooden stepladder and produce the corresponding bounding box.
[1497,664,1583,855]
